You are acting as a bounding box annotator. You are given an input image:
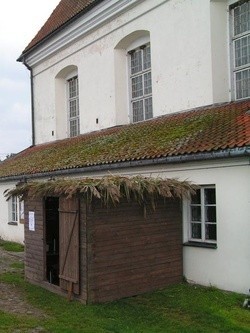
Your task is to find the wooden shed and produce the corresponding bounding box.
[9,176,193,303]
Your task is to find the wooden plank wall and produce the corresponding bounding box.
[87,198,182,303]
[24,197,45,283]
[78,199,87,302]
[59,197,80,295]
[24,196,88,303]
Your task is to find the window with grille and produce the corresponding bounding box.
[231,0,250,99]
[189,186,217,244]
[68,76,80,137]
[129,44,153,122]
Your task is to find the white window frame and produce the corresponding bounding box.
[128,42,153,123]
[189,186,217,244]
[230,0,250,100]
[67,75,80,137]
[8,195,19,224]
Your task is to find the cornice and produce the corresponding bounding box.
[23,0,142,67]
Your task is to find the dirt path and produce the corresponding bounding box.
[0,247,48,332]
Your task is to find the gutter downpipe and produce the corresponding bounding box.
[20,58,35,146]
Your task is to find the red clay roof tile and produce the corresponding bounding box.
[0,100,250,179]
[23,0,102,54]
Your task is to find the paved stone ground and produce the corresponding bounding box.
[0,247,48,332]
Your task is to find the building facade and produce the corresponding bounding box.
[0,0,249,297]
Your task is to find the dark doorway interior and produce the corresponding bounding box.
[45,197,59,285]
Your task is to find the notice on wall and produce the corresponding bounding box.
[29,211,35,231]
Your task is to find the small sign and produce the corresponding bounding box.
[29,211,35,231]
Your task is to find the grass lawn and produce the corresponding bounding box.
[0,238,24,252]
[0,267,249,333]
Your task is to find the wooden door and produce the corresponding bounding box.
[59,196,80,295]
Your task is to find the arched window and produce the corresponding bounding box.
[55,65,80,139]
[115,30,153,125]
[67,75,80,137]
[230,1,250,100]
[128,43,152,122]
[114,30,153,124]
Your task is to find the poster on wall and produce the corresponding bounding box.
[29,211,35,231]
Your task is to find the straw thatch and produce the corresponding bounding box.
[5,175,196,208]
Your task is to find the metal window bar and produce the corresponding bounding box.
[68,76,80,137]
[232,1,250,99]
[130,44,153,122]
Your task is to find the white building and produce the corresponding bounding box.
[0,0,249,296]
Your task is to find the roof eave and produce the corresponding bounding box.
[0,147,249,183]
[16,13,82,63]
[17,0,104,63]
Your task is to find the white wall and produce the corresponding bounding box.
[0,183,24,244]
[26,0,232,145]
[210,1,230,103]
[147,159,250,295]
[180,160,250,295]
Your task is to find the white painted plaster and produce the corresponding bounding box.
[24,0,234,144]
[210,1,230,102]
[0,183,24,244]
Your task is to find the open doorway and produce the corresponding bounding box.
[45,197,59,285]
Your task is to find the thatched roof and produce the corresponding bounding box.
[5,175,196,208]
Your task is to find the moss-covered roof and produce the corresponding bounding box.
[0,100,249,179]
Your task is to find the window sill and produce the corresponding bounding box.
[8,222,18,226]
[183,241,217,249]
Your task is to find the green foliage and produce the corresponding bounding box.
[0,311,39,333]
[0,239,24,252]
[0,270,249,333]
[0,272,24,285]
[10,262,24,269]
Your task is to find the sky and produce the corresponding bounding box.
[0,0,60,160]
